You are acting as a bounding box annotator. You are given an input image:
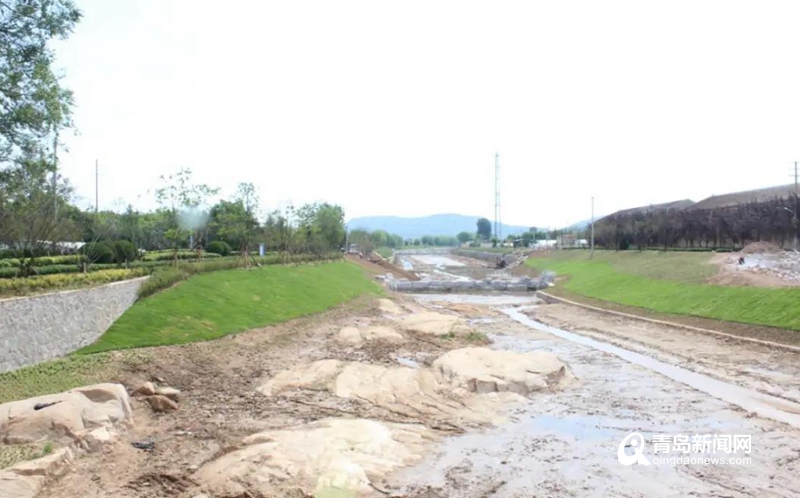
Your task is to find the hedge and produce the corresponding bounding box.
[0,269,149,298]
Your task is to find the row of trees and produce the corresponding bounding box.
[594,197,799,250]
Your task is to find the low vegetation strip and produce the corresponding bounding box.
[0,268,148,298]
[527,254,800,330]
[77,261,381,354]
[535,249,717,284]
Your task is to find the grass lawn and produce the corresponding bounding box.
[78,261,381,354]
[527,250,800,330]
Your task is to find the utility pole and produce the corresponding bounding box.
[794,161,798,251]
[590,196,595,258]
[95,159,99,214]
[52,132,58,221]
[494,153,501,241]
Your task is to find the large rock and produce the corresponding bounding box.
[336,326,404,345]
[194,418,433,496]
[398,312,474,336]
[432,347,570,395]
[0,447,74,498]
[0,383,132,445]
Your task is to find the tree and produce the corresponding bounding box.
[477,218,492,240]
[0,156,78,274]
[155,168,217,264]
[1,1,81,164]
[209,182,260,265]
[457,231,472,244]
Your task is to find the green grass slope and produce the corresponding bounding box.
[78,261,380,354]
[527,250,800,330]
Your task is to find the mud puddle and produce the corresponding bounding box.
[504,307,800,429]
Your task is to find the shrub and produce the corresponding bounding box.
[206,241,232,256]
[82,241,116,264]
[113,240,138,263]
[0,269,148,297]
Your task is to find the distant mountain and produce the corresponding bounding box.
[346,214,531,239]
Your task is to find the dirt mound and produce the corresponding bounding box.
[398,312,475,336]
[0,383,132,445]
[336,325,405,344]
[194,418,433,496]
[433,347,571,395]
[742,241,783,254]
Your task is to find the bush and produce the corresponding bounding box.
[113,240,138,263]
[206,241,232,256]
[0,269,148,297]
[82,241,116,264]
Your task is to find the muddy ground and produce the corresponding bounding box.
[21,253,800,497]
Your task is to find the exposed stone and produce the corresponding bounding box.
[377,298,403,315]
[335,326,404,345]
[0,383,132,445]
[398,312,474,336]
[0,447,74,498]
[145,395,178,413]
[82,427,113,453]
[132,382,156,396]
[155,387,180,402]
[432,347,571,395]
[194,418,433,496]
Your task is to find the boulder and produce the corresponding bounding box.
[155,387,181,402]
[433,347,571,395]
[398,312,474,336]
[194,418,432,496]
[0,383,132,445]
[336,326,404,345]
[145,395,178,413]
[0,448,74,498]
[82,427,114,453]
[132,382,156,396]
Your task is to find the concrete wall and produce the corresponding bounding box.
[0,277,147,373]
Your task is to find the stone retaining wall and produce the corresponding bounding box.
[0,277,147,373]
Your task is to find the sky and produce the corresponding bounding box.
[52,0,800,229]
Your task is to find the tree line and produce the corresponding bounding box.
[593,196,799,250]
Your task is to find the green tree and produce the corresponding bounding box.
[477,218,492,240]
[155,168,217,264]
[0,1,81,164]
[457,231,472,244]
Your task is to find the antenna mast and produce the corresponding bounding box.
[494,153,501,241]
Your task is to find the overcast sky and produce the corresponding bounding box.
[53,0,800,228]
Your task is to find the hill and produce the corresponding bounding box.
[347,214,531,239]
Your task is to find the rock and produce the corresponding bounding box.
[194,418,433,496]
[0,383,132,445]
[155,387,181,402]
[82,427,113,453]
[398,312,474,336]
[145,395,178,413]
[537,270,556,288]
[336,326,404,345]
[0,448,74,498]
[432,347,571,395]
[132,382,156,396]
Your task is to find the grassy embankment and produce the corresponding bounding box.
[527,250,800,330]
[0,261,380,404]
[375,247,394,259]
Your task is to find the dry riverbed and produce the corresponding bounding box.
[4,281,800,497]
